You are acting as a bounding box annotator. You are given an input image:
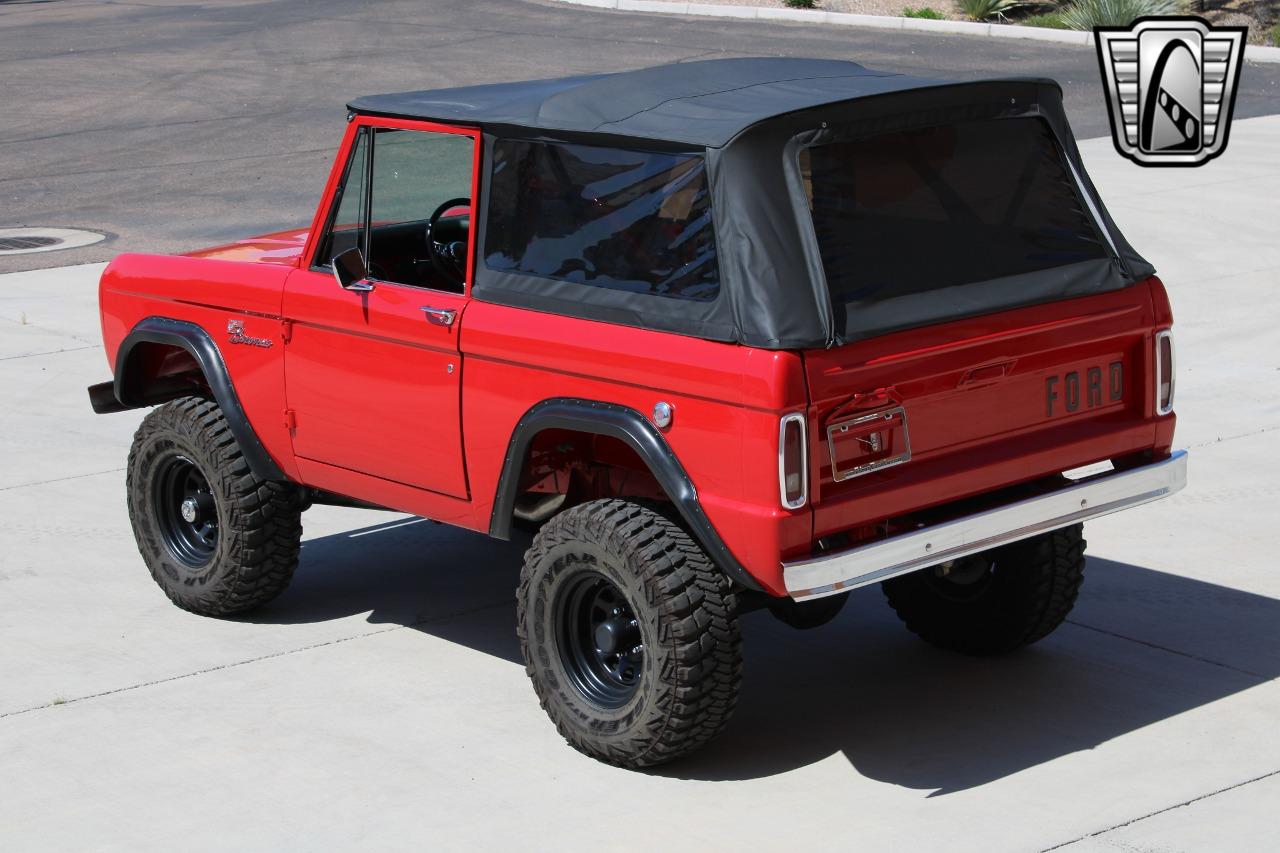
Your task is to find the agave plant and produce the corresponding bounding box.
[958,0,1024,20]
[1059,0,1183,30]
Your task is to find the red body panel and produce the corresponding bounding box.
[800,282,1163,547]
[183,228,308,267]
[99,253,300,482]
[97,115,1177,598]
[282,268,470,498]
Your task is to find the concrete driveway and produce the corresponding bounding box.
[1,111,1277,850]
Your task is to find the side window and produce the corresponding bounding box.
[316,128,369,268]
[314,125,475,293]
[367,128,474,291]
[484,139,720,302]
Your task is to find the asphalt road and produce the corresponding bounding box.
[2,0,1280,273]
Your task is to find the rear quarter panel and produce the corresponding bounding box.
[460,302,810,593]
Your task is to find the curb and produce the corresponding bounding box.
[554,0,1280,62]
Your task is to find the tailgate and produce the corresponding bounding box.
[803,283,1160,541]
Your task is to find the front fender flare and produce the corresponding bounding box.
[489,398,762,592]
[110,316,286,482]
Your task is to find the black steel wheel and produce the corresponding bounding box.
[127,397,302,616]
[518,499,743,768]
[152,454,219,567]
[882,525,1087,655]
[555,571,644,709]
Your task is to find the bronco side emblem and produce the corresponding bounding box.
[1094,16,1246,167]
[226,318,274,348]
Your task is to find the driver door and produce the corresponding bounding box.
[282,119,478,499]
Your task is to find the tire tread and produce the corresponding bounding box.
[127,397,301,616]
[516,499,742,767]
[882,524,1086,655]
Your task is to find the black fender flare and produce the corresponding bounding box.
[489,398,762,592]
[108,316,286,482]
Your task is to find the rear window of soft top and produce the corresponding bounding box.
[800,117,1110,308]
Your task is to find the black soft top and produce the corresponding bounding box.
[348,57,1055,148]
[350,59,1153,349]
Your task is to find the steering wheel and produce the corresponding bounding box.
[425,197,471,290]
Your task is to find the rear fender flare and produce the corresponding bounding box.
[489,398,762,592]
[113,316,286,482]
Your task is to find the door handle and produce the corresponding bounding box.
[420,306,456,327]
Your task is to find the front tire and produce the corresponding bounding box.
[517,499,742,768]
[127,397,302,616]
[881,524,1086,655]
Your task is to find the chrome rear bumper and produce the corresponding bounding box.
[784,450,1187,601]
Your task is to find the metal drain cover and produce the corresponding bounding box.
[0,227,106,256]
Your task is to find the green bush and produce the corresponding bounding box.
[1059,0,1182,30]
[1271,22,1280,46]
[903,6,946,17]
[958,0,1024,21]
[1020,11,1070,28]
[783,0,817,8]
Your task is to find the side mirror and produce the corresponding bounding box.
[332,248,372,292]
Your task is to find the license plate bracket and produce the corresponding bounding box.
[827,406,912,482]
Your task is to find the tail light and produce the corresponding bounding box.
[779,413,808,510]
[1155,329,1175,415]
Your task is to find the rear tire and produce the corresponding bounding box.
[881,524,1086,655]
[127,397,302,616]
[517,499,742,768]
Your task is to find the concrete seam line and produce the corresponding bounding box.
[1038,768,1280,851]
[1188,423,1280,449]
[0,599,513,720]
[0,467,126,492]
[0,344,99,361]
[1064,619,1269,680]
[549,0,1280,61]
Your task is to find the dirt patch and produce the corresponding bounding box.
[1202,0,1279,45]
[646,0,1279,40]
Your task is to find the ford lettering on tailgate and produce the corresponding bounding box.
[1046,362,1124,417]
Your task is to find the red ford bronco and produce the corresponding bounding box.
[89,58,1186,768]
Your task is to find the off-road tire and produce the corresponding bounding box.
[768,591,849,630]
[517,499,742,768]
[881,524,1086,655]
[126,397,302,616]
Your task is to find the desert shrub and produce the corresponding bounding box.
[1020,11,1069,27]
[958,0,1024,21]
[1272,22,1280,46]
[1059,0,1182,30]
[903,6,946,17]
[783,0,818,8]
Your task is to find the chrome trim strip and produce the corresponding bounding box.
[778,412,808,510]
[1155,329,1176,416]
[784,450,1188,601]
[826,405,911,482]
[1065,155,1123,262]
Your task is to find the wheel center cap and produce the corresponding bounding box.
[594,621,621,655]
[180,498,199,524]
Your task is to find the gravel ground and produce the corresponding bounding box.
[650,0,967,20]
[634,0,1280,35]
[825,0,963,19]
